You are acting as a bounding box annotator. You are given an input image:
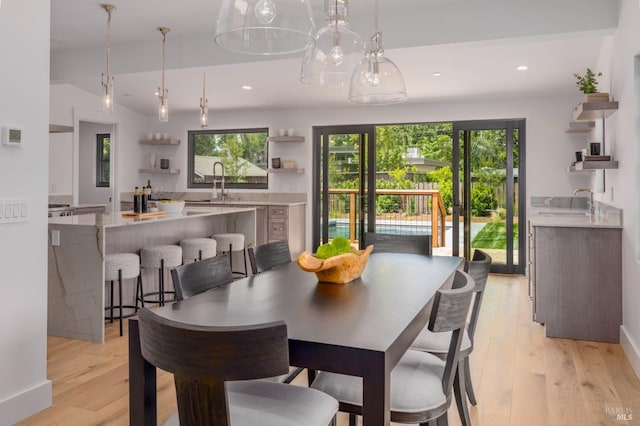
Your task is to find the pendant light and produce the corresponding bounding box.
[300,0,364,87]
[214,0,315,55]
[348,0,407,105]
[156,27,170,122]
[200,73,209,128]
[100,4,116,113]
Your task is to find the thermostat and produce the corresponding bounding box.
[2,125,24,147]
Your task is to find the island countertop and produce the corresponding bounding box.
[529,196,622,229]
[48,206,256,227]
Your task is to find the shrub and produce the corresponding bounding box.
[471,184,497,216]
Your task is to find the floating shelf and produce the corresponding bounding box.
[139,139,181,145]
[569,160,618,172]
[267,136,305,142]
[572,101,619,121]
[267,168,305,174]
[138,168,180,174]
[565,121,596,133]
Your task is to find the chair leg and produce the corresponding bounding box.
[307,369,317,385]
[118,270,123,337]
[228,243,233,273]
[242,247,248,277]
[436,413,449,426]
[135,275,144,310]
[454,359,471,426]
[463,356,477,406]
[348,414,357,426]
[159,260,165,307]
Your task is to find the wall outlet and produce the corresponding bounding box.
[51,230,60,246]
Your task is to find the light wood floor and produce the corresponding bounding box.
[18,275,640,426]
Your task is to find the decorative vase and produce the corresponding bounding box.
[148,152,157,169]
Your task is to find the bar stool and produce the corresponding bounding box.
[180,238,217,263]
[212,233,247,278]
[140,245,182,307]
[104,253,140,337]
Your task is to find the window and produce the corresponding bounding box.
[96,133,110,187]
[188,128,268,189]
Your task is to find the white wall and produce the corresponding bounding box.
[78,122,112,204]
[607,0,640,377]
[0,0,52,423]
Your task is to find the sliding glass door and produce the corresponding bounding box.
[452,120,525,274]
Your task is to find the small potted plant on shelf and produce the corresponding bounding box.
[573,68,608,102]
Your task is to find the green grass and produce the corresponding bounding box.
[472,222,519,250]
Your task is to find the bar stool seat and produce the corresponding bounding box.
[180,238,217,262]
[212,233,247,278]
[104,253,140,336]
[140,245,182,307]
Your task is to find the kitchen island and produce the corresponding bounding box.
[48,206,256,343]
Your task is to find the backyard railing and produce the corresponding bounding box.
[327,189,446,248]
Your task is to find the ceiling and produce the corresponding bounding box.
[50,0,621,116]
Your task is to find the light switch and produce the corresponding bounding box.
[4,204,11,218]
[20,203,27,217]
[51,230,60,246]
[0,204,3,219]
[12,203,19,218]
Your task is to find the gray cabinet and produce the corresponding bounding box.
[530,225,621,343]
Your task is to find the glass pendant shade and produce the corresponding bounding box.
[158,89,169,122]
[301,0,364,87]
[200,73,209,128]
[349,32,407,105]
[214,0,315,55]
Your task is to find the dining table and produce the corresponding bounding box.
[128,252,463,426]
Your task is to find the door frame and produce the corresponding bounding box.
[312,125,376,251]
[452,119,526,274]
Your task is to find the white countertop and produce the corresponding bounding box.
[48,206,256,228]
[529,197,622,229]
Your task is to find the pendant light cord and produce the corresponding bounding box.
[106,9,112,78]
[374,0,379,34]
[161,31,166,94]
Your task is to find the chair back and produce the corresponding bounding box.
[137,308,290,426]
[171,255,233,301]
[464,249,492,340]
[428,269,474,397]
[363,232,432,255]
[248,240,292,275]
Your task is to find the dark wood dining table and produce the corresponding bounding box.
[128,252,463,426]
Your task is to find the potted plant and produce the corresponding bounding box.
[573,68,608,102]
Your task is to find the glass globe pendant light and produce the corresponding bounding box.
[348,0,407,105]
[300,0,364,88]
[214,0,315,55]
[155,27,170,122]
[100,4,116,113]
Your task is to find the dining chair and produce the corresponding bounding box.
[170,255,233,301]
[247,239,303,384]
[137,308,339,426]
[171,252,302,385]
[411,249,492,426]
[310,269,475,426]
[248,239,292,275]
[363,232,433,255]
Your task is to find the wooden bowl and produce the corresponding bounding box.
[297,245,373,284]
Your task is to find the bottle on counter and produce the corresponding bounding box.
[133,187,140,213]
[146,180,152,199]
[141,187,148,213]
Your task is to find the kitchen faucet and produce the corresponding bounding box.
[572,188,595,214]
[212,161,226,200]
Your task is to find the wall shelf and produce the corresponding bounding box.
[569,161,618,172]
[572,101,619,121]
[267,168,305,174]
[139,139,181,145]
[138,168,180,174]
[267,136,305,142]
[565,121,595,133]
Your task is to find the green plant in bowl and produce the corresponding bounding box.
[315,236,358,259]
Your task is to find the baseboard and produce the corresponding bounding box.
[0,380,51,426]
[621,326,640,380]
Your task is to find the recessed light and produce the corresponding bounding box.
[516,65,528,71]
[432,72,441,77]
[242,85,253,90]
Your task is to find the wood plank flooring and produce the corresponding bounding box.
[18,275,640,425]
